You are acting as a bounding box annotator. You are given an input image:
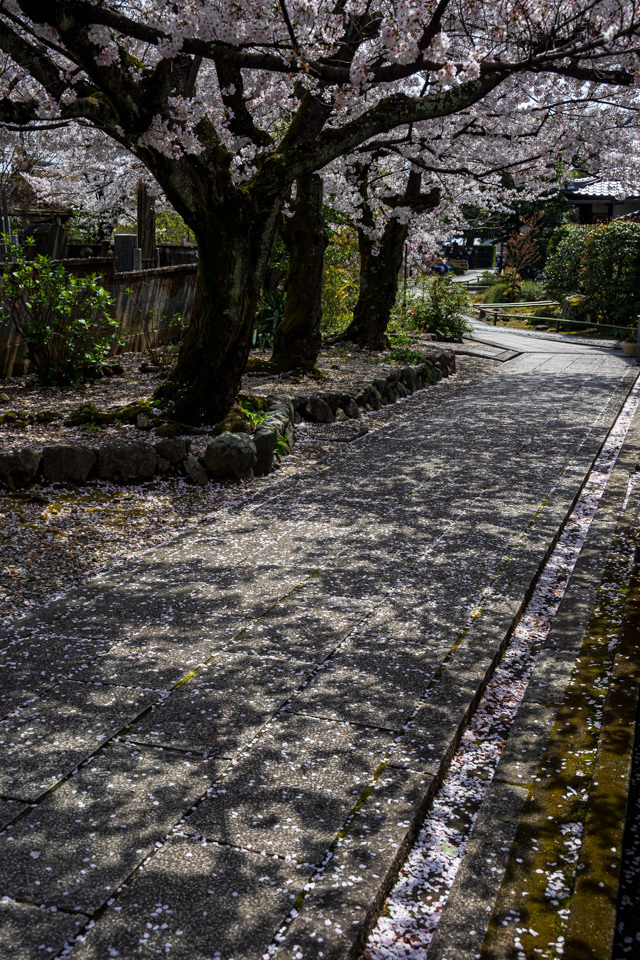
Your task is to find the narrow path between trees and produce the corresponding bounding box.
[0,332,637,960]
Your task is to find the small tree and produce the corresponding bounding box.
[505,214,543,278]
[580,220,640,326]
[544,226,588,302]
[0,237,118,384]
[411,275,472,341]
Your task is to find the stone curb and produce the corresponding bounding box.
[0,357,454,490]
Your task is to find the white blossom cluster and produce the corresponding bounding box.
[0,0,639,221]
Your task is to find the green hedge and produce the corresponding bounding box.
[474,244,497,269]
[544,221,640,328]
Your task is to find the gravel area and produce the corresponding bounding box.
[241,336,442,397]
[0,355,496,627]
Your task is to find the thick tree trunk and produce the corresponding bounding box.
[154,198,279,424]
[344,218,409,347]
[270,174,328,370]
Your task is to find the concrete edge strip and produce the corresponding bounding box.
[474,418,640,958]
[563,532,640,959]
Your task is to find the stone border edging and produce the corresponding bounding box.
[0,354,454,490]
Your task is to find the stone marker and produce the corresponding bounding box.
[96,441,157,483]
[203,432,257,480]
[42,444,96,484]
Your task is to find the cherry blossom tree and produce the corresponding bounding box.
[20,125,144,244]
[1,0,638,422]
[270,174,329,371]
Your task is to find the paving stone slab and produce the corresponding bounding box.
[291,638,440,730]
[523,650,577,704]
[0,742,217,912]
[69,633,231,690]
[0,634,112,690]
[274,765,435,960]
[390,667,485,776]
[0,900,88,960]
[349,600,460,650]
[70,836,309,960]
[0,682,158,800]
[12,565,313,647]
[229,597,371,666]
[493,701,558,785]
[0,798,26,830]
[185,714,394,863]
[128,652,308,756]
[0,683,42,722]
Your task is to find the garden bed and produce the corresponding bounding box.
[0,338,454,491]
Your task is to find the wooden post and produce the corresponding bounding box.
[1,187,11,255]
[136,180,156,265]
[403,243,408,312]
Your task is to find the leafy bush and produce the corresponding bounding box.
[480,282,508,303]
[447,258,469,275]
[321,225,360,334]
[501,267,522,301]
[410,275,473,341]
[0,237,118,384]
[474,244,497,269]
[253,288,285,350]
[545,221,640,328]
[520,280,546,301]
[386,346,430,365]
[580,221,640,327]
[480,278,546,304]
[543,226,587,302]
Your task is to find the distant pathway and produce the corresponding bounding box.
[0,331,637,960]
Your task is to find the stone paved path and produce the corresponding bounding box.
[0,333,637,960]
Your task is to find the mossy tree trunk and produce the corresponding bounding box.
[345,218,411,347]
[270,173,328,371]
[155,188,284,424]
[344,170,439,347]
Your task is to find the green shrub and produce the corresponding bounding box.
[545,221,640,328]
[447,258,468,275]
[0,236,118,384]
[544,226,587,303]
[321,225,360,334]
[501,268,522,302]
[385,346,429,365]
[253,288,285,350]
[580,221,640,327]
[410,275,473,341]
[474,245,497,269]
[480,278,546,304]
[520,280,546,301]
[480,283,508,303]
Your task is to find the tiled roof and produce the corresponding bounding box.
[563,177,640,200]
